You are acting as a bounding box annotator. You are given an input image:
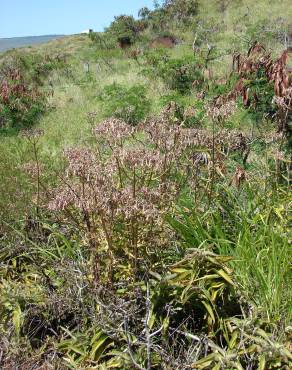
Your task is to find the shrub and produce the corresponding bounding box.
[138,0,198,32]
[143,52,204,94]
[143,47,169,68]
[89,31,117,50]
[235,66,276,122]
[0,69,46,128]
[105,15,146,47]
[230,43,292,130]
[0,52,67,86]
[98,83,151,125]
[161,57,203,94]
[47,114,225,283]
[163,0,199,24]
[0,51,68,129]
[160,93,206,126]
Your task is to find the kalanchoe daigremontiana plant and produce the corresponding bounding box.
[48,115,252,284]
[206,99,236,123]
[45,118,170,283]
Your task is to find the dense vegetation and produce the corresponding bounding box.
[0,1,291,369]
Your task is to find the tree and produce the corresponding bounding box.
[138,7,151,20]
[106,15,139,46]
[163,0,198,23]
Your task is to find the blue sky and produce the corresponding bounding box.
[0,0,155,38]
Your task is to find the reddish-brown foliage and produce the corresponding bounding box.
[0,68,45,127]
[150,36,177,49]
[228,42,292,130]
[232,42,292,99]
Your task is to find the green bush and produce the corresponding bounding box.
[0,70,46,128]
[160,92,205,126]
[0,52,67,86]
[98,83,151,125]
[105,15,146,46]
[89,31,117,50]
[0,51,68,129]
[161,57,203,94]
[163,0,198,24]
[143,52,203,94]
[238,67,276,121]
[138,0,198,32]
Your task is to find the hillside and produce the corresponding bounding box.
[0,1,291,369]
[0,35,65,52]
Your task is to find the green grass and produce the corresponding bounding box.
[168,182,292,328]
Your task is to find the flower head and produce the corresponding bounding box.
[93,118,133,144]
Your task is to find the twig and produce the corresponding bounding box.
[145,282,151,370]
[124,320,146,370]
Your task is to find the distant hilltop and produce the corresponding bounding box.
[0,34,65,53]
[81,29,93,34]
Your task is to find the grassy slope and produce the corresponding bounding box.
[0,1,291,367]
[0,31,184,221]
[1,11,291,310]
[0,35,152,217]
